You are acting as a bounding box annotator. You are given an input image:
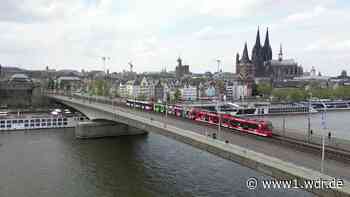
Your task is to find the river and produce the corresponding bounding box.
[0,128,314,197]
[265,110,350,139]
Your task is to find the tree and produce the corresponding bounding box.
[340,70,348,78]
[174,88,181,103]
[47,78,55,90]
[334,86,350,99]
[272,88,307,102]
[257,83,272,97]
[289,89,307,101]
[216,80,225,94]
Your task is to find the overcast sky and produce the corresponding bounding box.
[0,0,349,75]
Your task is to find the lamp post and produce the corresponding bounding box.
[217,94,221,139]
[307,92,312,143]
[321,104,327,173]
[101,56,111,97]
[164,94,168,128]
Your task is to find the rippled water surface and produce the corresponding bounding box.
[0,129,314,197]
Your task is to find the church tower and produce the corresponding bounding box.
[251,27,264,77]
[278,43,283,61]
[236,42,254,81]
[262,28,273,62]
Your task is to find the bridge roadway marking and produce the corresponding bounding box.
[52,95,350,197]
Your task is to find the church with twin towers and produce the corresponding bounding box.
[236,27,303,82]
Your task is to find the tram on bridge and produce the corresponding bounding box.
[126,99,273,137]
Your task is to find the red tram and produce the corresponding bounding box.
[125,99,273,137]
[190,109,273,137]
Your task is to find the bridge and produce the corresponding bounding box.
[49,94,350,197]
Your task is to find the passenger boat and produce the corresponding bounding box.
[0,110,88,131]
[189,102,317,117]
[301,100,350,111]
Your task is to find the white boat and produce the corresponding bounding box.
[0,111,9,116]
[189,102,317,116]
[0,115,88,131]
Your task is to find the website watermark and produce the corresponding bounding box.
[246,177,344,190]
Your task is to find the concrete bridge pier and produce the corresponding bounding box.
[75,121,147,139]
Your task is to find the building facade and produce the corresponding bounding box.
[180,84,197,101]
[0,74,36,107]
[225,81,249,101]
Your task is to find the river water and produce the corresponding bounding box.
[0,129,314,197]
[265,110,350,139]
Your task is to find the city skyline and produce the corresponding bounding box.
[0,0,349,75]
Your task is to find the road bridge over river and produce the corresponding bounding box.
[49,94,350,197]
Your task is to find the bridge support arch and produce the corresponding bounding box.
[51,99,148,139]
[75,120,147,139]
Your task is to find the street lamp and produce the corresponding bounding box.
[307,92,313,143]
[102,56,111,97]
[321,103,327,173]
[216,94,221,139]
[164,94,168,128]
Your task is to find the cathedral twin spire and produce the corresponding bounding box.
[236,27,273,77]
[236,27,273,64]
[252,27,272,63]
[262,28,272,61]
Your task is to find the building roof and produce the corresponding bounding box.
[133,78,141,86]
[57,76,81,81]
[9,74,31,82]
[267,59,298,66]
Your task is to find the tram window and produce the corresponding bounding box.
[0,120,5,124]
[230,120,240,127]
[58,118,62,121]
[36,123,40,126]
[64,122,68,125]
[7,124,11,128]
[6,120,11,124]
[222,119,230,125]
[35,119,40,122]
[30,120,34,123]
[24,124,29,127]
[241,123,248,129]
[58,122,62,125]
[53,122,57,126]
[1,125,4,128]
[19,120,23,123]
[30,124,34,127]
[63,118,67,121]
[12,120,18,124]
[41,123,46,126]
[248,123,258,130]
